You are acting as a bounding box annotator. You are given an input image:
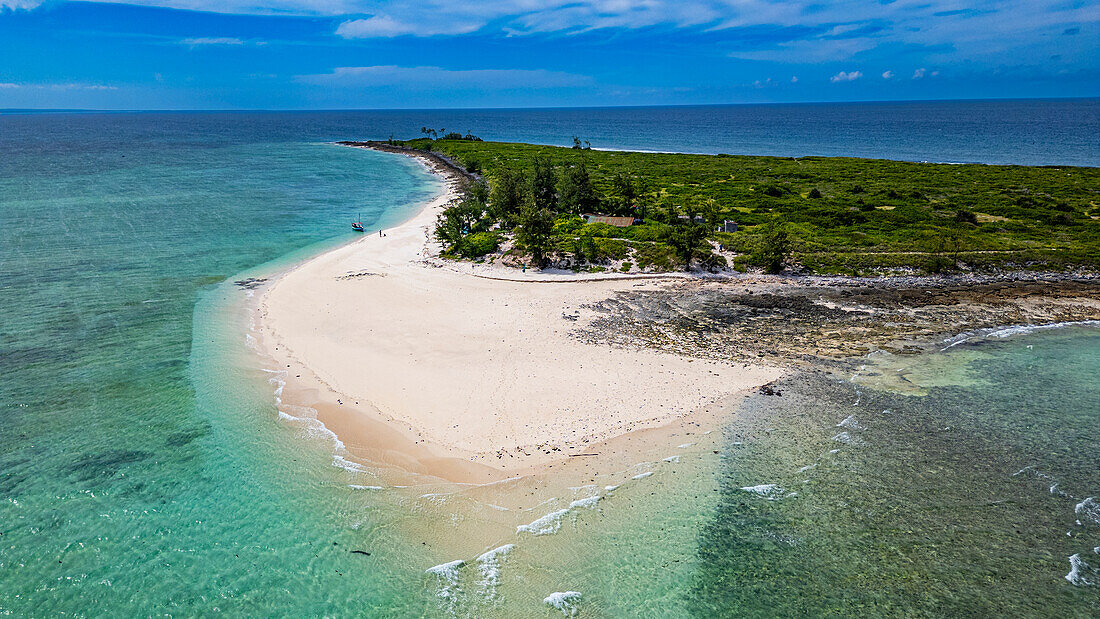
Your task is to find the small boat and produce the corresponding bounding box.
[351,214,364,232]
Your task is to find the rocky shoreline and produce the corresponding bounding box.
[575,275,1100,370]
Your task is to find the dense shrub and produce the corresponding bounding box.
[456,232,500,258]
[955,209,978,225]
[633,243,677,271]
[750,220,792,274]
[402,137,1100,272]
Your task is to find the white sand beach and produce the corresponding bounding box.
[255,150,783,481]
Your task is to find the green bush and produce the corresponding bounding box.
[626,223,667,242]
[749,220,792,274]
[551,215,586,236]
[595,238,629,260]
[633,243,677,271]
[923,254,956,274]
[955,209,978,225]
[457,232,500,258]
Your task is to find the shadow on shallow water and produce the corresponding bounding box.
[691,328,1100,616]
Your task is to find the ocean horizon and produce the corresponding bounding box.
[3,97,1097,167]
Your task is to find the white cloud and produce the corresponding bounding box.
[336,14,479,37]
[881,70,894,79]
[912,67,927,79]
[0,0,44,9]
[6,0,1098,78]
[180,37,246,45]
[729,37,877,63]
[830,70,862,82]
[0,82,118,90]
[298,65,593,89]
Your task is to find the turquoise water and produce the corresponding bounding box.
[2,113,1098,616]
[0,125,448,613]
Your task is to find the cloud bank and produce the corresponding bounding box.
[299,65,593,89]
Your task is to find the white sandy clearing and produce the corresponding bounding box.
[256,152,782,470]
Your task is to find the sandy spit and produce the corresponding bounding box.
[254,147,783,481]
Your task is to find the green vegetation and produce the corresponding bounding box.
[410,137,1100,274]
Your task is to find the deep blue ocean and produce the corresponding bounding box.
[1,100,1097,615]
[4,97,1098,167]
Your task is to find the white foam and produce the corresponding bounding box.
[348,484,383,490]
[277,409,345,452]
[832,431,863,446]
[939,332,974,351]
[1075,497,1099,526]
[677,442,694,448]
[332,455,375,476]
[1065,553,1096,586]
[604,485,619,492]
[662,455,681,463]
[426,559,465,603]
[798,463,817,473]
[987,320,1100,339]
[544,591,582,616]
[836,414,861,430]
[739,484,796,501]
[476,544,514,599]
[632,471,653,480]
[569,495,601,509]
[517,507,572,535]
[426,558,465,577]
[518,494,602,535]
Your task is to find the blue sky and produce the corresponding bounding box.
[1,0,1097,109]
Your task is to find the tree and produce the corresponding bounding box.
[702,198,722,230]
[434,196,486,251]
[558,160,600,214]
[667,221,710,271]
[634,177,657,221]
[611,172,638,215]
[468,180,489,204]
[751,220,792,274]
[516,204,556,267]
[529,157,558,211]
[489,168,525,228]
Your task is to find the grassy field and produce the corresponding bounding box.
[397,138,1100,275]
